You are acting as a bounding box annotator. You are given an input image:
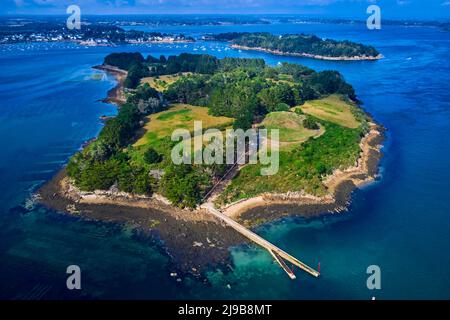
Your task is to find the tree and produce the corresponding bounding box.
[263,67,279,79]
[130,167,152,194]
[144,148,162,164]
[117,164,152,195]
[233,110,253,131]
[274,102,290,112]
[160,164,209,208]
[164,75,207,105]
[306,70,355,99]
[278,62,314,80]
[272,83,296,107]
[99,119,123,149]
[294,83,318,103]
[294,107,304,115]
[127,84,160,105]
[219,57,265,72]
[303,116,319,130]
[76,158,124,191]
[124,63,148,89]
[258,83,295,112]
[104,52,144,70]
[146,54,160,63]
[87,140,111,162]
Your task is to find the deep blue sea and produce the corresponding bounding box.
[0,21,449,299]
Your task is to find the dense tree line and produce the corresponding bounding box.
[104,52,149,89]
[219,57,266,72]
[67,151,153,194]
[105,52,267,85]
[104,52,145,70]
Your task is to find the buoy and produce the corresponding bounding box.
[318,262,321,273]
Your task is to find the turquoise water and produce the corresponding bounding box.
[0,22,449,299]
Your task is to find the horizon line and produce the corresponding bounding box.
[0,13,448,23]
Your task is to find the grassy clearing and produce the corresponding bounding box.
[261,111,323,146]
[140,73,191,91]
[266,74,295,86]
[295,94,360,129]
[128,104,233,172]
[156,108,192,121]
[133,104,234,148]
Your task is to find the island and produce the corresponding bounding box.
[38,52,384,277]
[204,32,382,61]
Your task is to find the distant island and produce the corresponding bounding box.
[39,52,384,275]
[205,32,382,61]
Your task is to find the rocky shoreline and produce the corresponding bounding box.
[93,65,127,106]
[230,44,383,61]
[38,170,247,279]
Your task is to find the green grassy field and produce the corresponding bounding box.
[140,73,192,91]
[128,104,234,170]
[261,111,324,146]
[295,94,360,129]
[133,104,234,148]
[266,76,295,86]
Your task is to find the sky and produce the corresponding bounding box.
[1,0,449,20]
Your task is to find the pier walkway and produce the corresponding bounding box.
[201,202,320,279]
